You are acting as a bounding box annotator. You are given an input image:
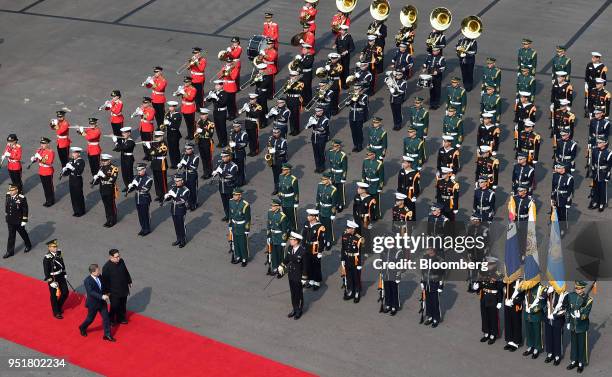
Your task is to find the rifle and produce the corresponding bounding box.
[377,273,384,313]
[265,239,272,275]
[585,145,592,178]
[228,228,236,263]
[340,261,347,290]
[419,289,426,324]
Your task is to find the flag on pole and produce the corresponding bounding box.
[520,200,540,290]
[546,207,566,293]
[504,196,522,283]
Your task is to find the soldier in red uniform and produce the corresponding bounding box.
[218,60,240,120]
[263,12,279,50]
[177,76,197,140]
[101,90,124,137]
[144,66,167,127]
[78,118,102,176]
[3,134,23,191]
[136,97,156,158]
[331,11,351,39]
[263,39,278,100]
[299,23,316,55]
[227,37,242,60]
[30,137,55,207]
[189,47,207,109]
[49,110,71,167]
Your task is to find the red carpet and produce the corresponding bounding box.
[0,268,316,377]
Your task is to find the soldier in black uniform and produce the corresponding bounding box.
[555,130,577,172]
[283,73,304,136]
[436,167,459,221]
[455,33,478,91]
[514,92,537,143]
[421,247,445,327]
[277,232,306,320]
[163,101,182,168]
[126,163,153,236]
[148,131,168,201]
[91,154,119,227]
[465,214,488,292]
[361,36,383,91]
[266,98,291,138]
[423,47,446,109]
[213,148,238,221]
[4,183,31,258]
[195,108,215,179]
[268,127,288,194]
[502,276,524,352]
[254,63,271,126]
[516,120,541,165]
[380,246,404,316]
[208,80,229,147]
[112,127,135,191]
[542,285,567,365]
[306,106,330,173]
[42,239,68,319]
[512,153,535,194]
[240,93,263,156]
[437,136,460,175]
[584,52,607,117]
[61,147,86,217]
[391,43,414,80]
[388,70,408,130]
[473,176,496,223]
[326,53,343,116]
[551,162,574,235]
[367,19,387,73]
[177,143,200,210]
[425,28,446,55]
[335,25,355,89]
[393,192,415,237]
[353,181,376,240]
[514,185,534,256]
[477,113,500,154]
[552,99,576,142]
[589,138,612,211]
[397,156,420,211]
[229,121,248,186]
[347,83,369,151]
[340,220,363,302]
[354,61,374,95]
[299,43,314,104]
[302,209,326,290]
[475,146,499,189]
[427,203,448,238]
[162,174,190,248]
[587,77,611,117]
[476,257,504,344]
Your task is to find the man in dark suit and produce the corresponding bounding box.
[78,264,116,342]
[102,249,132,325]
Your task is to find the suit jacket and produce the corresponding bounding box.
[84,275,107,310]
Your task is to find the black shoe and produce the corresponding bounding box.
[43,202,50,207]
[120,320,128,325]
[432,321,439,328]
[107,222,116,228]
[231,258,240,264]
[103,223,111,227]
[103,335,116,342]
[294,310,302,320]
[503,344,511,351]
[588,203,597,209]
[178,242,186,248]
[352,147,358,152]
[545,356,553,363]
[424,318,432,326]
[138,231,144,236]
[172,241,180,246]
[287,310,295,318]
[3,252,13,259]
[353,296,360,303]
[271,190,278,195]
[567,362,577,370]
[599,206,604,212]
[221,216,228,222]
[381,306,389,313]
[343,294,353,301]
[54,314,63,319]
[577,365,584,373]
[390,309,397,316]
[141,231,150,236]
[480,336,488,342]
[79,327,87,337]
[313,285,320,291]
[532,351,539,359]
[487,337,495,345]
[523,349,533,356]
[304,282,312,289]
[509,345,518,352]
[241,261,248,267]
[24,246,31,253]
[553,358,561,366]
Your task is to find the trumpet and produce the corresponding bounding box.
[98,100,111,111]
[172,85,185,97]
[130,106,144,118]
[141,76,153,87]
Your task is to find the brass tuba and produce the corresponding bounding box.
[400,5,418,27]
[264,141,274,167]
[429,7,452,31]
[336,0,358,13]
[370,0,390,21]
[460,15,483,39]
[291,32,305,47]
[218,50,230,61]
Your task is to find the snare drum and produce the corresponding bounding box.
[417,74,433,88]
[247,35,267,61]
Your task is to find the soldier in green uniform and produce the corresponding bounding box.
[362,148,384,220]
[266,198,290,275]
[481,57,501,94]
[552,45,571,83]
[516,66,536,105]
[228,188,251,267]
[565,281,594,373]
[403,127,426,170]
[442,106,464,148]
[366,116,388,162]
[278,163,299,231]
[326,139,348,211]
[316,172,338,250]
[518,38,537,76]
[408,96,429,140]
[481,84,502,124]
[522,282,544,359]
[445,77,467,118]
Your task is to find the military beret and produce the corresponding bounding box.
[56,110,66,117]
[192,47,202,53]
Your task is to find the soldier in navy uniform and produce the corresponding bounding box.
[435,167,459,221]
[589,138,612,211]
[390,43,414,79]
[4,183,31,259]
[241,94,263,156]
[543,285,567,365]
[475,146,499,189]
[437,136,460,175]
[195,108,215,179]
[335,25,355,89]
[473,177,496,223]
[551,162,574,235]
[229,121,249,186]
[513,185,534,257]
[389,70,408,130]
[268,127,288,194]
[302,209,326,290]
[112,127,135,191]
[392,192,415,236]
[126,163,153,236]
[476,257,503,344]
[341,220,363,303]
[554,130,577,172]
[213,148,238,221]
[427,203,448,238]
[177,143,200,210]
[397,156,420,211]
[148,131,169,201]
[353,182,376,239]
[61,147,86,217]
[455,33,478,91]
[503,277,524,352]
[91,154,119,228]
[299,43,314,105]
[588,109,610,150]
[163,101,182,168]
[266,98,291,139]
[421,247,445,328]
[346,83,369,151]
[380,245,403,316]
[209,80,229,147]
[354,62,374,95]
[423,47,446,109]
[466,214,488,292]
[306,106,330,173]
[162,174,190,247]
[277,232,306,320]
[512,153,535,194]
[42,239,68,319]
[584,52,607,117]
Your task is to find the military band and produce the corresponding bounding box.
[388,70,408,130]
[101,90,124,137]
[195,108,215,179]
[163,174,190,248]
[208,80,229,147]
[126,163,153,236]
[61,147,86,217]
[163,101,183,168]
[144,66,168,127]
[240,94,263,156]
[31,137,55,207]
[229,121,248,187]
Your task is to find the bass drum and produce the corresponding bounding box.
[247,35,267,61]
[417,74,433,88]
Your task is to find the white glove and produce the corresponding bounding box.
[112,136,118,143]
[241,103,249,112]
[565,204,571,209]
[298,39,304,44]
[50,282,58,288]
[79,127,84,133]
[317,253,322,259]
[420,283,425,290]
[294,204,298,208]
[547,286,554,294]
[395,280,400,284]
[20,221,26,227]
[472,282,479,291]
[96,170,106,178]
[548,314,554,320]
[163,119,171,126]
[340,179,346,183]
[277,265,284,275]
[177,162,185,169]
[496,303,502,309]
[144,142,151,149]
[584,83,589,91]
[102,294,109,301]
[210,92,218,100]
[411,197,417,203]
[574,310,580,318]
[330,215,336,220]
[295,54,302,61]
[30,156,37,162]
[270,108,279,115]
[179,88,186,96]
[65,162,74,170]
[196,128,203,134]
[357,265,362,270]
[51,118,58,126]
[245,232,249,235]
[35,153,42,160]
[455,144,461,148]
[127,183,135,189]
[437,288,443,293]
[492,185,497,190]
[226,47,232,52]
[567,323,571,330]
[505,299,513,307]
[214,167,223,174]
[3,151,11,158]
[453,210,458,214]
[268,147,276,154]
[229,141,236,148]
[280,242,286,247]
[325,64,330,71]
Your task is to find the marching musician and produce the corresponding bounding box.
[585,52,607,117]
[254,62,272,125]
[217,57,240,120]
[126,163,153,236]
[388,70,408,130]
[144,66,167,127]
[4,183,31,259]
[408,96,429,140]
[263,12,279,50]
[42,239,68,319]
[284,71,305,136]
[213,148,238,221]
[346,83,369,152]
[163,101,182,168]
[91,154,119,227]
[189,47,207,109]
[266,98,290,138]
[268,129,288,194]
[226,36,242,60]
[162,174,190,248]
[517,38,537,76]
[148,131,168,202]
[299,42,315,104]
[300,0,318,32]
[331,10,350,39]
[551,45,571,82]
[335,25,355,89]
[445,77,467,118]
[177,143,200,211]
[299,23,316,55]
[341,220,364,303]
[481,57,501,94]
[394,24,415,54]
[360,35,383,91]
[456,34,478,91]
[477,113,500,155]
[326,139,348,211]
[135,97,155,159]
[423,47,446,109]
[307,106,330,173]
[78,118,102,176]
[426,28,446,55]
[277,163,299,231]
[367,19,387,73]
[312,79,334,119]
[49,110,70,167]
[174,77,195,141]
[403,127,425,171]
[326,52,343,116]
[3,134,23,191]
[208,79,229,147]
[100,90,124,137]
[61,147,86,217]
[262,39,278,100]
[112,127,135,191]
[229,121,248,186]
[240,93,263,156]
[195,108,215,179]
[31,137,55,207]
[390,42,414,80]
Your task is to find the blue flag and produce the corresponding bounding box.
[520,200,541,290]
[546,208,566,293]
[504,197,522,283]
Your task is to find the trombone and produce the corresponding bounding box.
[175,51,206,75]
[273,77,301,99]
[305,81,333,111]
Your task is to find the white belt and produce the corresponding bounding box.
[484,289,498,293]
[408,153,419,157]
[370,145,383,149]
[366,177,380,181]
[152,90,164,95]
[413,123,424,126]
[331,169,343,173]
[485,110,496,113]
[280,192,294,197]
[271,230,283,233]
[302,68,312,72]
[183,101,194,105]
[88,142,99,145]
[275,121,287,125]
[124,153,133,156]
[141,120,153,124]
[320,203,332,207]
[287,94,300,98]
[40,163,51,168]
[217,107,227,111]
[191,72,204,76]
[57,136,68,139]
[448,132,458,136]
[156,157,164,160]
[478,206,491,210]
[111,113,121,117]
[8,159,19,162]
[224,80,235,83]
[232,220,246,224]
[346,252,359,257]
[246,117,258,122]
[50,271,63,276]
[450,101,461,105]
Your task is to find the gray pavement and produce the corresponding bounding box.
[1,1,611,376]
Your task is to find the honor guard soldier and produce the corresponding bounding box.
[542,284,567,365]
[92,154,119,227]
[163,101,182,168]
[392,192,415,236]
[477,113,500,154]
[551,162,574,235]
[436,167,459,221]
[516,66,536,105]
[341,220,364,303]
[502,275,524,352]
[423,47,446,109]
[335,25,355,89]
[207,80,228,147]
[512,153,535,194]
[266,198,290,275]
[367,117,387,163]
[587,78,611,117]
[425,27,446,55]
[229,121,248,186]
[277,163,299,231]
[551,71,574,110]
[589,138,612,211]
[299,43,315,104]
[228,188,250,266]
[347,83,369,151]
[380,246,403,316]
[517,38,537,75]
[163,174,190,248]
[437,136,460,176]
[442,106,464,148]
[240,94,263,156]
[148,131,168,201]
[177,77,197,140]
[408,96,429,139]
[427,203,448,238]
[552,99,575,143]
[30,137,55,207]
[360,36,383,92]
[355,61,374,95]
[564,281,594,373]
[42,239,68,319]
[587,109,610,172]
[397,156,420,210]
[481,84,502,123]
[389,70,408,130]
[263,12,279,50]
[49,110,70,167]
[353,182,376,237]
[475,146,499,189]
[3,134,23,191]
[266,98,290,138]
[188,47,207,109]
[516,120,541,165]
[473,176,496,222]
[302,209,325,289]
[445,77,467,117]
[481,57,501,93]
[284,72,305,136]
[126,163,153,236]
[552,46,571,82]
[476,259,503,344]
[421,248,445,327]
[195,108,215,179]
[213,148,238,221]
[584,51,607,117]
[177,143,200,210]
[316,172,338,250]
[456,33,478,91]
[277,232,306,320]
[100,90,124,136]
[523,282,544,359]
[391,43,414,79]
[326,140,348,211]
[144,66,167,126]
[465,215,489,292]
[78,118,102,175]
[112,127,135,191]
[60,147,86,217]
[268,128,288,194]
[362,148,384,220]
[217,58,240,120]
[306,106,330,173]
[403,127,426,171]
[513,185,534,255]
[555,130,577,172]
[262,39,278,100]
[135,97,156,158]
[514,92,537,143]
[4,183,31,258]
